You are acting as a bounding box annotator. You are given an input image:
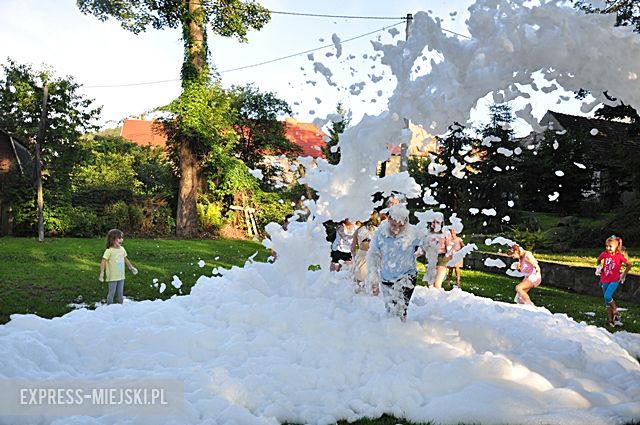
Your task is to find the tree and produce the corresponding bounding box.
[469,104,519,230]
[0,59,101,234]
[228,84,300,174]
[432,123,478,216]
[515,130,594,213]
[77,0,271,237]
[322,103,350,165]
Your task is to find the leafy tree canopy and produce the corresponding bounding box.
[0,58,101,191]
[228,83,299,170]
[76,0,270,40]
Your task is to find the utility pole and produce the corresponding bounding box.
[399,13,413,173]
[35,81,49,242]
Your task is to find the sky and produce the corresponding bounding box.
[0,0,588,135]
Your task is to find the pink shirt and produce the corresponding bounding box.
[597,251,629,283]
[519,251,542,286]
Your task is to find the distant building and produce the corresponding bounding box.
[120,119,168,148]
[382,123,438,175]
[120,118,326,187]
[120,118,326,156]
[0,129,32,235]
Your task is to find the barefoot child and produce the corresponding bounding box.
[446,228,465,289]
[596,235,631,328]
[507,243,541,305]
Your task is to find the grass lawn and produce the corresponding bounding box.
[473,241,640,271]
[0,236,269,324]
[1,236,639,425]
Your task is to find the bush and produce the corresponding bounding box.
[197,199,225,233]
[68,207,103,237]
[103,201,131,232]
[252,191,292,232]
[508,227,547,251]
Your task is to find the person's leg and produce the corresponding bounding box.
[399,275,417,321]
[433,266,448,288]
[380,282,394,314]
[446,267,454,287]
[602,282,620,326]
[515,279,535,304]
[455,266,461,288]
[115,279,125,304]
[106,281,117,304]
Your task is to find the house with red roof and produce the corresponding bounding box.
[120,118,326,186]
[120,119,168,148]
[121,118,326,157]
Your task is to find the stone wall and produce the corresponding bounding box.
[465,251,640,304]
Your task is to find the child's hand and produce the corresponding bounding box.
[129,266,138,275]
[595,264,602,276]
[98,272,104,282]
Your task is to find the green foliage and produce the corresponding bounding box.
[468,104,519,230]
[77,0,271,39]
[515,129,594,213]
[0,59,101,193]
[432,123,478,215]
[197,198,225,233]
[229,83,298,176]
[78,0,271,237]
[508,226,547,251]
[251,191,293,231]
[322,103,350,165]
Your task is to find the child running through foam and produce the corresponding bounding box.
[507,243,541,305]
[596,235,631,328]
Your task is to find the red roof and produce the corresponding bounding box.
[121,119,168,148]
[284,119,326,158]
[121,118,326,158]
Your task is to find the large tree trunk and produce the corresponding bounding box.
[176,142,200,237]
[175,0,207,237]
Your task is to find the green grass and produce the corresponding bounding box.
[0,236,269,324]
[1,236,639,425]
[473,242,640,270]
[455,269,640,333]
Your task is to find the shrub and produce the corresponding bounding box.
[197,199,225,233]
[103,201,131,232]
[508,227,547,252]
[251,191,292,232]
[68,207,103,237]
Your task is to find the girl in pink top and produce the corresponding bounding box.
[596,235,631,328]
[446,229,465,289]
[507,243,541,305]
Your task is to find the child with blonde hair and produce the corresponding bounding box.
[507,243,541,305]
[99,229,138,304]
[596,235,631,328]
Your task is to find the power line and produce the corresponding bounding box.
[84,78,178,89]
[82,15,470,88]
[84,21,404,88]
[269,10,406,20]
[217,21,404,73]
